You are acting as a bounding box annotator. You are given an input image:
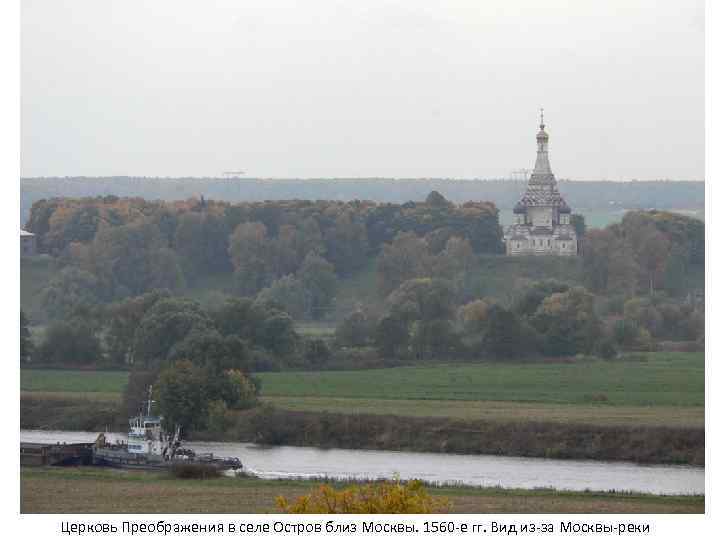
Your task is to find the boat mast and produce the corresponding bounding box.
[146,385,154,417]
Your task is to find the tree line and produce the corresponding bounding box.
[26,192,504,321]
[20,177,704,226]
[334,209,704,362]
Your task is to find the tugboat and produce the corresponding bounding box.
[92,387,242,473]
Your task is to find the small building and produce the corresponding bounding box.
[504,113,577,256]
[20,229,36,257]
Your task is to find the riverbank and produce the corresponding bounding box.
[21,467,704,514]
[21,395,705,466]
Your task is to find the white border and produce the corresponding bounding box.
[3,0,716,537]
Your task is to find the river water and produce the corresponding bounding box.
[20,430,704,496]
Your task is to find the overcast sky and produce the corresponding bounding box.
[21,0,704,180]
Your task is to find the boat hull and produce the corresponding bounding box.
[93,448,242,472]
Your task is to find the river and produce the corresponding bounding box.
[20,430,704,496]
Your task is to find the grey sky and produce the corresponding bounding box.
[21,0,704,180]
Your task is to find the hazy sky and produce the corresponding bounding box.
[21,0,704,180]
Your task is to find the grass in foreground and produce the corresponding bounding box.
[21,468,704,514]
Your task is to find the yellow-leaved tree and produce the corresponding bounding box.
[276,480,450,514]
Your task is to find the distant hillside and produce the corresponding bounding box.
[21,177,704,226]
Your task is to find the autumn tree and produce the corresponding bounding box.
[512,280,570,318]
[376,232,432,295]
[530,287,601,356]
[78,222,185,298]
[458,299,491,333]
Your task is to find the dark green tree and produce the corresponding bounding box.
[335,309,375,347]
[34,320,103,366]
[133,297,213,367]
[530,287,601,356]
[40,266,104,320]
[256,275,307,320]
[375,315,409,358]
[105,290,171,366]
[154,360,212,432]
[483,305,536,359]
[167,327,249,373]
[297,252,338,319]
[387,278,455,324]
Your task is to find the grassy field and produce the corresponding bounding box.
[258,353,704,407]
[21,353,704,407]
[21,369,129,394]
[264,396,703,428]
[21,353,704,429]
[20,468,704,514]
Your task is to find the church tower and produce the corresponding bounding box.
[504,111,577,256]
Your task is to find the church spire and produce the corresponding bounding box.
[531,109,553,179]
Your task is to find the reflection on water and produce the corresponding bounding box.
[20,430,704,496]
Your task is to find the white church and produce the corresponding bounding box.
[504,113,578,256]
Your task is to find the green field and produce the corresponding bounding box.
[21,468,704,514]
[21,353,704,406]
[264,396,703,428]
[258,353,704,407]
[21,369,129,394]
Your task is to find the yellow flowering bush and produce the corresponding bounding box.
[276,480,450,514]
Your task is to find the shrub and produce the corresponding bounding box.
[276,480,450,514]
